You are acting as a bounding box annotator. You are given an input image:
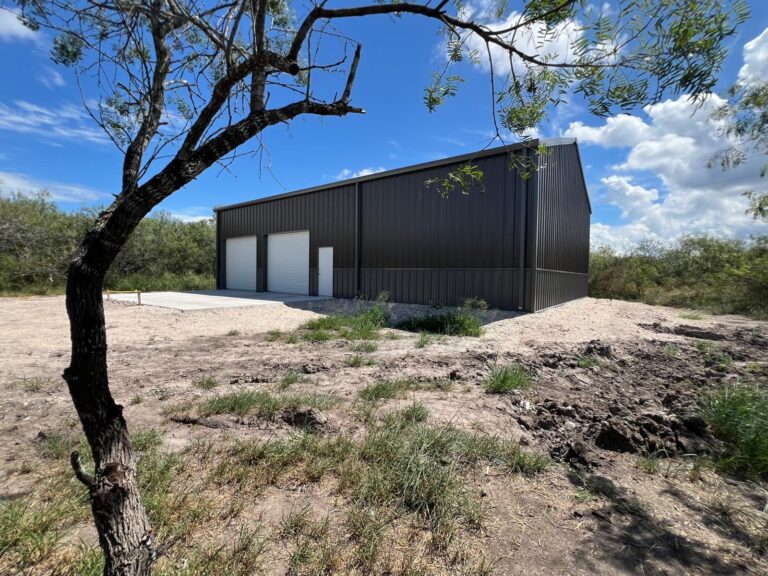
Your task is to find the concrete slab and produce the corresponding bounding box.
[106,290,331,311]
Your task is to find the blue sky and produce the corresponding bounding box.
[0,1,766,250]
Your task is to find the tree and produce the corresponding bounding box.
[710,80,768,219]
[14,0,749,574]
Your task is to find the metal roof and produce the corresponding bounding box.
[213,137,578,212]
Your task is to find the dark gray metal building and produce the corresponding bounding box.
[214,138,590,312]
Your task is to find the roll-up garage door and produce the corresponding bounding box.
[267,231,309,294]
[225,236,257,291]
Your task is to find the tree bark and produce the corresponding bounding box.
[63,200,158,576]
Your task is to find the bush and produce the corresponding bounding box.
[0,192,215,294]
[700,386,768,478]
[590,235,768,318]
[300,305,389,340]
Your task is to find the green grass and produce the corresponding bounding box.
[345,354,374,368]
[382,402,430,428]
[200,391,339,418]
[279,370,303,390]
[484,364,533,394]
[351,341,377,353]
[700,385,768,478]
[679,311,704,320]
[285,333,299,344]
[193,376,218,390]
[577,356,599,369]
[397,311,482,337]
[359,378,420,402]
[415,332,434,348]
[303,329,333,342]
[696,342,733,370]
[266,329,282,342]
[662,344,680,357]
[37,431,79,460]
[300,306,390,341]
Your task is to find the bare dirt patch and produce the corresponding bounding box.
[1,296,766,575]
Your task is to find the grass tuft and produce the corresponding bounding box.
[351,341,377,353]
[397,311,482,337]
[484,364,533,394]
[193,376,218,390]
[279,370,303,390]
[701,385,768,478]
[300,306,389,341]
[359,378,420,402]
[200,391,339,418]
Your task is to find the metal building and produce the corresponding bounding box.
[214,138,590,312]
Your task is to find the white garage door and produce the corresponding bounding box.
[267,231,309,294]
[226,236,258,291]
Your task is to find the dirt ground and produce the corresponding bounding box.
[1,295,767,575]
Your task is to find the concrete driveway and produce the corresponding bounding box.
[106,289,331,311]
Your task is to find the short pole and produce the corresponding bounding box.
[137,290,142,306]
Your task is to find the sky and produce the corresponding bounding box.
[0,1,767,251]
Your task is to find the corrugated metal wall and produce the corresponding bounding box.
[217,184,357,297]
[531,143,591,310]
[216,141,590,312]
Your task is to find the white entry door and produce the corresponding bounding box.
[267,231,310,294]
[225,236,257,290]
[318,247,333,297]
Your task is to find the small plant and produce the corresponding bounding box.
[200,391,339,418]
[461,297,488,310]
[638,456,660,475]
[397,310,482,337]
[286,333,299,344]
[300,306,390,341]
[415,332,433,348]
[266,329,282,342]
[21,377,46,393]
[193,376,218,390]
[130,394,143,405]
[679,311,704,320]
[351,341,377,353]
[383,402,430,428]
[37,431,79,460]
[345,354,374,368]
[577,356,599,369]
[696,342,733,370]
[359,378,420,402]
[303,329,332,342]
[225,329,240,337]
[700,385,768,478]
[484,364,533,394]
[279,370,303,390]
[662,344,680,357]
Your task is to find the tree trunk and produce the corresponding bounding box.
[63,213,156,575]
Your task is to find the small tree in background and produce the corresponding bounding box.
[13,0,750,573]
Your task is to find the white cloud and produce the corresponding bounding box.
[0,171,108,203]
[38,67,65,89]
[568,91,767,250]
[0,9,38,43]
[739,26,768,81]
[565,114,650,148]
[163,207,213,222]
[335,166,386,180]
[0,100,108,144]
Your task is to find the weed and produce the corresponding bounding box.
[20,377,46,392]
[225,329,240,337]
[484,364,533,394]
[345,354,374,368]
[574,487,598,502]
[266,329,282,342]
[300,306,389,341]
[397,311,482,337]
[638,456,660,475]
[679,311,704,320]
[193,376,218,390]
[577,355,599,369]
[701,385,768,478]
[662,344,680,357]
[285,333,299,344]
[383,402,429,428]
[303,329,332,342]
[37,431,79,460]
[130,394,143,405]
[200,391,339,418]
[415,332,433,348]
[359,378,420,402]
[279,370,303,390]
[696,342,733,370]
[351,341,377,353]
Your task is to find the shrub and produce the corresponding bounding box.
[700,386,768,478]
[397,311,482,337]
[484,364,533,394]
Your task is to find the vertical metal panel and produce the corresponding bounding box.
[531,143,591,311]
